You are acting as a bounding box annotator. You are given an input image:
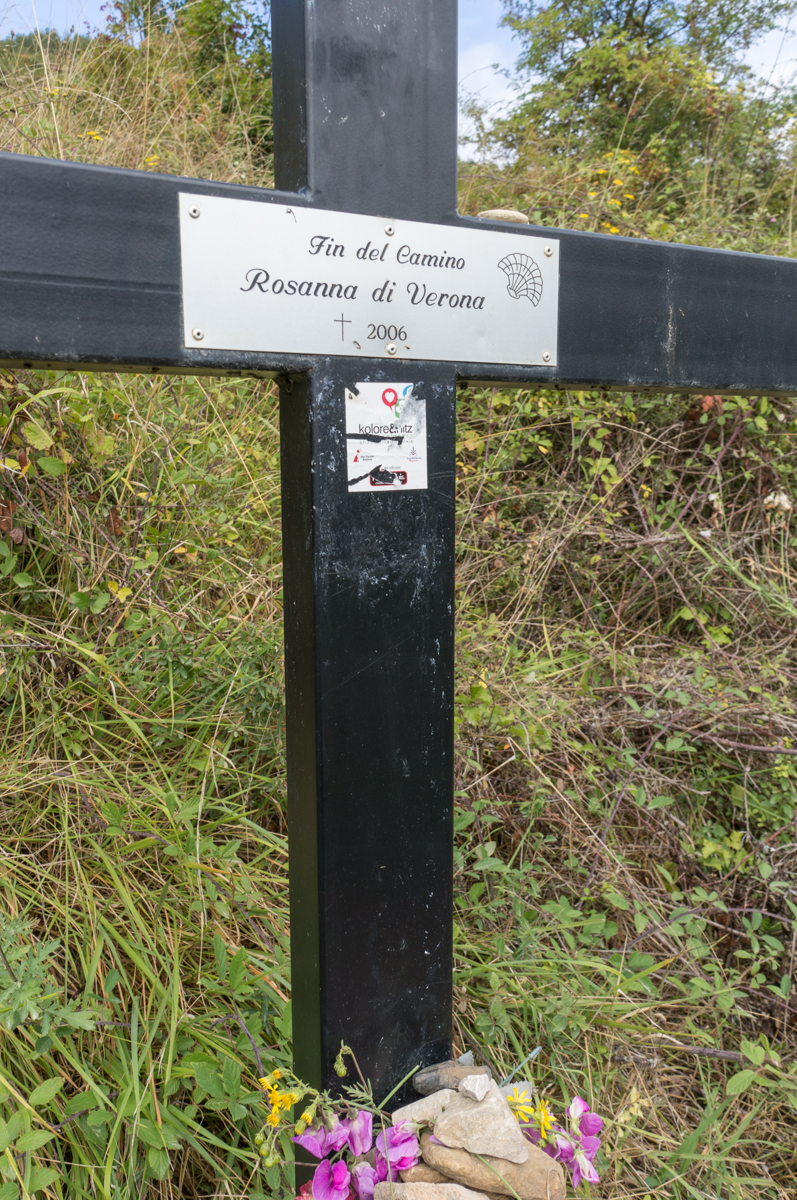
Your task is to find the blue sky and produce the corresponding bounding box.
[0,0,794,113]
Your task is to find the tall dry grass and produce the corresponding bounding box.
[0,25,272,183]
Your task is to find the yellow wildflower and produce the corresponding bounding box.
[531,1099,554,1140]
[264,1087,299,1113]
[259,1069,284,1091]
[266,1110,280,1127]
[507,1087,536,1122]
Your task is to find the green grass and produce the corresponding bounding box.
[0,23,796,1200]
[0,373,293,1195]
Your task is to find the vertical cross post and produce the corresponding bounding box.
[273,0,460,1099]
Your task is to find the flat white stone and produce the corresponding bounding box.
[393,1089,457,1128]
[477,210,530,224]
[458,1074,490,1102]
[400,1165,451,1185]
[420,1132,565,1200]
[433,1080,529,1164]
[374,1184,489,1200]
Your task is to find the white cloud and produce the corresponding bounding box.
[744,26,797,87]
[458,39,520,151]
[457,0,522,151]
[459,39,516,106]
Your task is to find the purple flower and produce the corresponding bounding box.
[344,1110,374,1156]
[581,1135,601,1159]
[572,1138,601,1189]
[294,1116,352,1158]
[546,1121,601,1190]
[293,1126,332,1159]
[567,1096,603,1139]
[579,1110,603,1138]
[550,1130,575,1165]
[375,1122,420,1178]
[326,1118,351,1154]
[312,1159,351,1200]
[351,1162,378,1200]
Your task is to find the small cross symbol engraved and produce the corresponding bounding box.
[335,313,352,341]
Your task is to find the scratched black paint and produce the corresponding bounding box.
[281,359,455,1098]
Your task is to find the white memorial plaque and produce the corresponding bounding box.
[345,382,427,492]
[179,196,559,366]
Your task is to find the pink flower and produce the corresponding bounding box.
[529,1117,602,1189]
[344,1110,374,1156]
[579,1112,603,1137]
[572,1139,601,1189]
[312,1159,351,1200]
[325,1118,351,1154]
[550,1130,575,1165]
[351,1162,378,1200]
[294,1116,352,1159]
[579,1111,603,1138]
[582,1135,601,1157]
[563,1100,602,1188]
[293,1126,332,1159]
[375,1122,420,1178]
[567,1097,603,1139]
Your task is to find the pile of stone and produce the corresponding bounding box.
[372,1061,565,1200]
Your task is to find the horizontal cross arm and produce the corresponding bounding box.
[1,153,796,393]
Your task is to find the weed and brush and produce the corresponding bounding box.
[0,21,795,1200]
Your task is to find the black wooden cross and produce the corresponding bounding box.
[2,0,797,1104]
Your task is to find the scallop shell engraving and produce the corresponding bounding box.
[497,253,543,305]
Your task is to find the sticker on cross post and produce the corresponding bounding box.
[345,382,427,492]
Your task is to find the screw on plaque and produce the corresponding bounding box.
[542,351,551,362]
[192,328,204,341]
[384,223,395,236]
[544,245,554,257]
[188,204,201,219]
[385,342,397,356]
